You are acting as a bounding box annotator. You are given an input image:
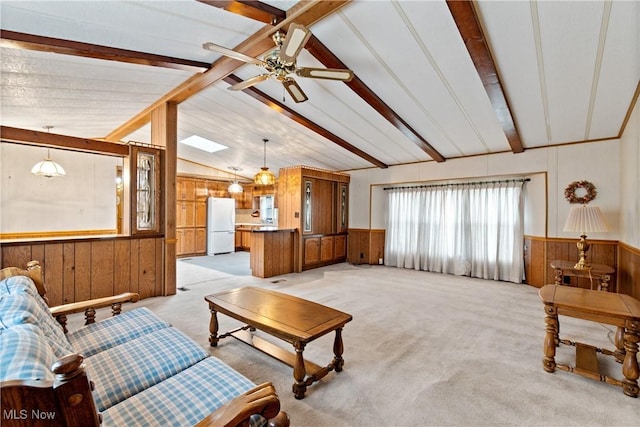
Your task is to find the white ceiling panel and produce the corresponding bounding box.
[475,1,550,148]
[0,1,262,62]
[1,47,193,138]
[538,1,605,143]
[1,0,638,176]
[588,0,640,140]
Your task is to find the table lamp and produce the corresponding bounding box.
[563,205,608,270]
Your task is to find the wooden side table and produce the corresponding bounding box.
[550,260,615,292]
[539,285,640,397]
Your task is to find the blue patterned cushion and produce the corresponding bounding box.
[0,323,55,382]
[86,327,208,411]
[0,292,74,358]
[0,275,40,297]
[100,357,260,427]
[67,307,170,358]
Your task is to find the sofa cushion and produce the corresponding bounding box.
[100,357,259,427]
[0,323,55,382]
[67,307,171,358]
[86,327,208,411]
[0,290,74,358]
[0,274,40,297]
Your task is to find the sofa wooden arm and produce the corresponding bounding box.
[50,292,140,333]
[1,354,100,427]
[195,382,289,427]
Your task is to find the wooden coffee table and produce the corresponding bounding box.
[205,286,353,399]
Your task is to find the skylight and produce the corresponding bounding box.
[180,135,228,153]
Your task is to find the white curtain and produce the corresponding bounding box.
[385,181,524,283]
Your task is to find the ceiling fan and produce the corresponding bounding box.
[203,23,354,103]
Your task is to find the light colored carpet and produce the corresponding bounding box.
[71,257,639,426]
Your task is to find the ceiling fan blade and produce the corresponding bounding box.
[296,67,354,82]
[202,42,264,66]
[280,23,311,64]
[282,77,308,103]
[228,74,271,91]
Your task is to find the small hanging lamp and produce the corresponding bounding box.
[253,138,276,185]
[227,166,243,193]
[31,126,66,178]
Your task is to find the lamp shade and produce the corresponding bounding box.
[31,150,66,178]
[228,182,243,193]
[254,167,276,186]
[563,205,608,234]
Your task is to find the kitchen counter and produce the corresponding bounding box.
[249,228,298,278]
[237,226,293,232]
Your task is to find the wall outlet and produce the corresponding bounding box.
[378,258,383,265]
[360,253,364,259]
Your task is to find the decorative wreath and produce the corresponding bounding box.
[564,180,597,204]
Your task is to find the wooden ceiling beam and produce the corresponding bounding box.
[446,0,524,153]
[224,74,388,168]
[304,36,446,163]
[104,0,350,142]
[0,30,211,72]
[1,126,129,156]
[196,0,286,24]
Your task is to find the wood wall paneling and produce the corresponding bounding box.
[523,236,546,287]
[44,244,64,306]
[91,240,115,299]
[62,243,75,304]
[114,240,132,294]
[618,242,640,299]
[129,239,140,295]
[369,230,386,265]
[74,242,92,302]
[138,238,157,299]
[1,236,163,303]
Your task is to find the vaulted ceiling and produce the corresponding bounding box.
[1,1,638,181]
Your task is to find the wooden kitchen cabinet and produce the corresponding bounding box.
[177,228,195,255]
[195,201,207,227]
[334,234,347,259]
[279,166,350,271]
[177,201,195,228]
[304,237,321,265]
[320,235,334,261]
[195,228,206,253]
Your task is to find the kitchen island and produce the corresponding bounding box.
[237,226,297,278]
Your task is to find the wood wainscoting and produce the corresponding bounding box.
[347,229,385,265]
[524,236,640,297]
[1,235,167,306]
[618,242,640,299]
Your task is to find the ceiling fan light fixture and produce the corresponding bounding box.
[283,78,308,103]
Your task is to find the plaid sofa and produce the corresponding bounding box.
[0,274,281,426]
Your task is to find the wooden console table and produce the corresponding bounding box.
[550,260,615,292]
[539,285,640,397]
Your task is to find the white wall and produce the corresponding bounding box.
[619,96,640,247]
[1,143,120,233]
[349,139,622,241]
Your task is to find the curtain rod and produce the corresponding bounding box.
[383,178,530,191]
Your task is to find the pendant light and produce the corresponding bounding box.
[227,166,243,193]
[253,138,276,186]
[31,126,66,178]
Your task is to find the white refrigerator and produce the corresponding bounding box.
[207,197,235,255]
